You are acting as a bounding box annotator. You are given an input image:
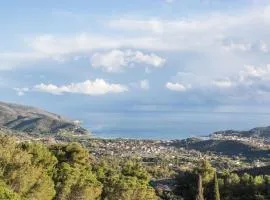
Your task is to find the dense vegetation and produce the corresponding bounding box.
[0,135,156,200]
[0,134,269,200]
[173,160,270,200]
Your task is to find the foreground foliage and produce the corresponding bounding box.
[0,134,269,200]
[175,160,270,200]
[0,135,157,200]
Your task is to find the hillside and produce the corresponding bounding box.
[236,165,270,176]
[171,138,270,158]
[211,126,270,139]
[0,101,89,135]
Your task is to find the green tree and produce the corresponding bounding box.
[51,143,102,200]
[0,135,56,200]
[95,159,157,200]
[0,180,23,200]
[195,160,215,185]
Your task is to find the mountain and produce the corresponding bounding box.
[170,138,270,158]
[0,101,89,135]
[236,165,270,176]
[211,126,270,139]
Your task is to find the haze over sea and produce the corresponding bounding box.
[80,111,270,140]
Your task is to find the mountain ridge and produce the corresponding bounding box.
[0,101,89,135]
[211,126,270,139]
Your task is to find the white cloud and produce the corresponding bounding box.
[91,50,165,72]
[1,2,270,86]
[166,82,191,92]
[91,50,126,72]
[33,79,128,95]
[0,34,169,70]
[26,5,270,59]
[1,5,270,71]
[139,80,150,90]
[107,6,270,53]
[163,64,270,103]
[209,64,270,101]
[236,65,270,83]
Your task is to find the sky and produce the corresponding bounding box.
[2,0,270,120]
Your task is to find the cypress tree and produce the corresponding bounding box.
[196,175,204,200]
[213,172,220,200]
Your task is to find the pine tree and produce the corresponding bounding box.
[213,172,220,200]
[196,175,204,200]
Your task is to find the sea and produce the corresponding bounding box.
[79,111,270,140]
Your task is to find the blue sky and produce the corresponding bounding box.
[2,0,270,119]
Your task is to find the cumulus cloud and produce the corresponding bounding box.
[166,82,191,92]
[163,64,270,103]
[33,79,128,95]
[91,50,165,72]
[210,64,270,101]
[215,64,270,87]
[238,65,270,82]
[160,64,270,104]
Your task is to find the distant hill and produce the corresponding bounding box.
[236,165,270,176]
[211,126,270,139]
[0,101,89,135]
[171,138,270,158]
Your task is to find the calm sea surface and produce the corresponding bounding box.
[80,111,270,140]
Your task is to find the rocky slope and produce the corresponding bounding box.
[0,101,89,135]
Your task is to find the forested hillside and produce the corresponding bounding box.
[0,134,156,200]
[171,138,270,158]
[0,133,269,200]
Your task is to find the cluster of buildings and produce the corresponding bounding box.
[87,139,178,157]
[85,138,253,171]
[211,133,270,148]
